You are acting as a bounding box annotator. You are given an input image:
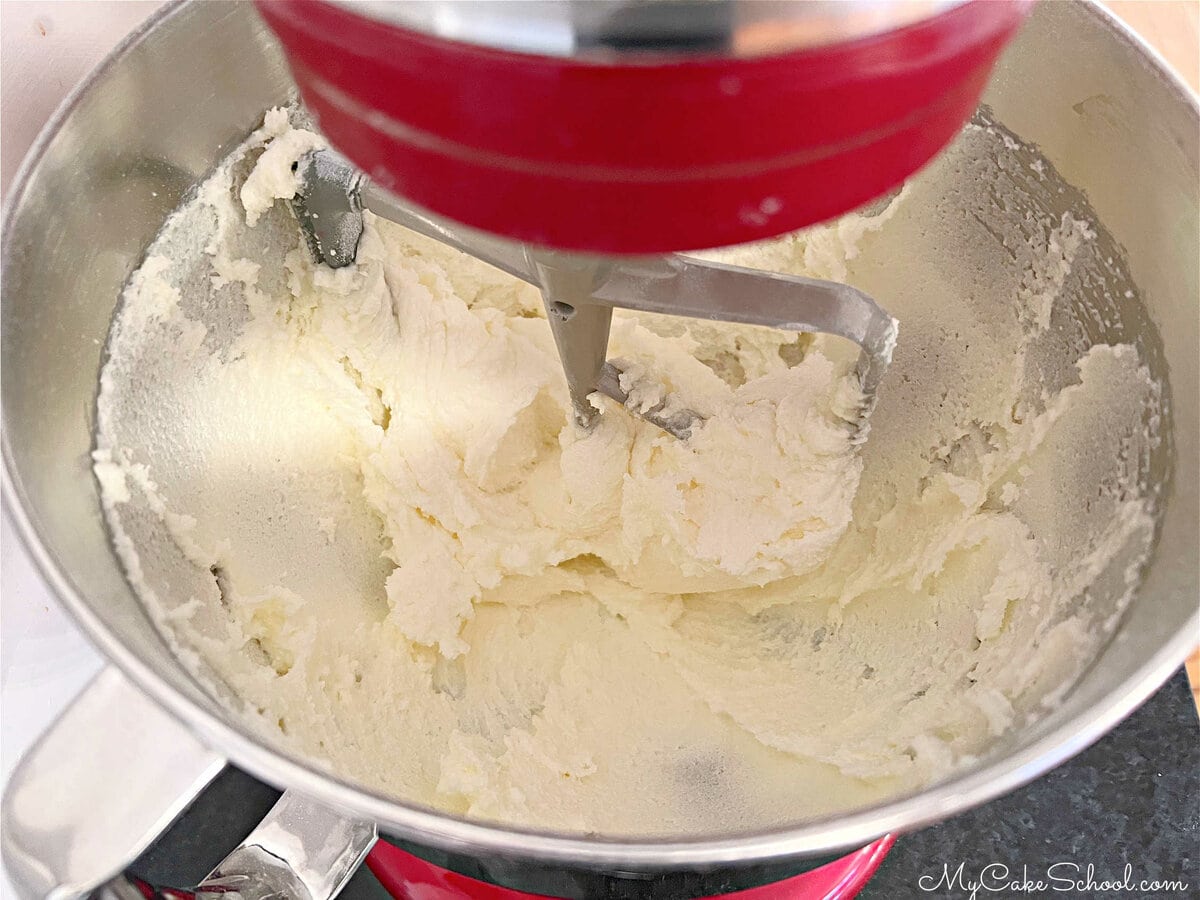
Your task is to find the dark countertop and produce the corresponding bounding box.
[861,670,1198,899]
[132,670,1199,899]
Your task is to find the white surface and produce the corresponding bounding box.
[1,4,161,898]
[0,1,162,195]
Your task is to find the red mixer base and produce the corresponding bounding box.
[366,836,896,900]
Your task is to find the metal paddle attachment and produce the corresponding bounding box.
[291,149,898,440]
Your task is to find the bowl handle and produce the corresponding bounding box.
[1,667,377,900]
[186,789,377,900]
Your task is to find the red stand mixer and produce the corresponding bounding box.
[0,2,1037,899]
[259,0,1030,255]
[247,2,1029,897]
[5,2,1197,899]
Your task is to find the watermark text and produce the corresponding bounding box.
[918,861,1189,898]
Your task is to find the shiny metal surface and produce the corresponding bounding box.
[0,0,1196,894]
[195,791,377,900]
[293,146,896,438]
[535,263,621,433]
[0,669,224,900]
[2,663,377,900]
[332,0,971,58]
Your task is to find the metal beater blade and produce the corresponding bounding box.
[290,148,898,440]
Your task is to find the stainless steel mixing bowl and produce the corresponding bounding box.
[1,2,1196,898]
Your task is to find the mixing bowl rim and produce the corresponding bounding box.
[2,0,1197,871]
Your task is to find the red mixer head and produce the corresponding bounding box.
[257,0,1031,254]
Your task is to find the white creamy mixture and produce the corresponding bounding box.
[94,110,1160,836]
